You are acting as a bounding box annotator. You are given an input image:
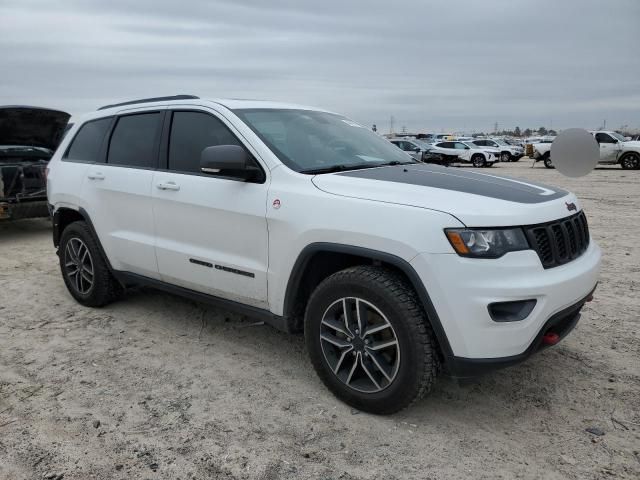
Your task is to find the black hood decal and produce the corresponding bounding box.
[0,106,71,150]
[336,164,567,204]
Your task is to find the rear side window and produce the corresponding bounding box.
[65,118,112,162]
[108,113,161,168]
[168,111,241,174]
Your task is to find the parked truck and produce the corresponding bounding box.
[533,131,640,170]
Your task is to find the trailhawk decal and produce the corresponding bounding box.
[336,164,568,204]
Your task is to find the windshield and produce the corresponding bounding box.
[463,142,481,149]
[493,139,508,146]
[234,108,414,173]
[610,132,625,142]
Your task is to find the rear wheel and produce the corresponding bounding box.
[543,153,554,169]
[472,154,486,168]
[59,221,122,307]
[304,266,439,414]
[620,152,640,170]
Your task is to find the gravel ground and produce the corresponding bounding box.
[0,161,638,480]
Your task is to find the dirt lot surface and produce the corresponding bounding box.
[1,161,638,480]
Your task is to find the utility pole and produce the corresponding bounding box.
[494,122,498,134]
[389,115,395,135]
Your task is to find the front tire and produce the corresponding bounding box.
[59,221,122,307]
[304,266,439,414]
[472,154,486,168]
[620,152,640,170]
[500,152,510,163]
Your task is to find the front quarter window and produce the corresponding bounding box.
[234,108,414,173]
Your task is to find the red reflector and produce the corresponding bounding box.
[542,332,560,346]
[585,293,594,302]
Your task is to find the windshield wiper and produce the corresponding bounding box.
[375,160,416,167]
[300,164,380,174]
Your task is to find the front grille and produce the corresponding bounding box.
[525,211,590,268]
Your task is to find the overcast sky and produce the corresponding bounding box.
[1,0,639,133]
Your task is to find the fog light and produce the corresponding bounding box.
[488,299,537,322]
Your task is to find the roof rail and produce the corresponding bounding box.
[97,94,199,111]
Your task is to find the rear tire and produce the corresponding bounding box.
[59,221,122,307]
[472,154,486,168]
[304,265,439,414]
[543,153,554,169]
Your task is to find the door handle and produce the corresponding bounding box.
[87,172,105,180]
[156,182,180,191]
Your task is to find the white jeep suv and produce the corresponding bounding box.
[47,95,601,414]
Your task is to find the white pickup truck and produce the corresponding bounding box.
[533,131,640,169]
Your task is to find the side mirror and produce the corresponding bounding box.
[200,145,261,182]
[414,147,421,152]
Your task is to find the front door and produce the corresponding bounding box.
[594,133,619,163]
[151,109,269,308]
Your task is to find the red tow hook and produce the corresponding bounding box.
[542,332,560,346]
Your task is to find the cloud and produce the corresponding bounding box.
[1,0,638,132]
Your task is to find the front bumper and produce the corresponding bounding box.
[410,239,601,367]
[445,289,592,377]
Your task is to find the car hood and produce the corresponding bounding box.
[622,140,640,149]
[0,106,71,150]
[311,163,579,227]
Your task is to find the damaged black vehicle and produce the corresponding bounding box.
[0,106,70,221]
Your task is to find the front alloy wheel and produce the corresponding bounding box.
[305,265,439,414]
[620,153,640,170]
[500,152,510,162]
[472,155,486,168]
[320,297,400,393]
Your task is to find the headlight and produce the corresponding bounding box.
[445,228,529,258]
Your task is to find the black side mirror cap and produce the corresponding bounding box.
[200,145,263,182]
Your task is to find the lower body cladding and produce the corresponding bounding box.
[412,240,601,377]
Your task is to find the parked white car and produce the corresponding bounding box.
[428,140,498,167]
[472,138,524,162]
[534,131,640,169]
[47,95,600,414]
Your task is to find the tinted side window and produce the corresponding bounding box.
[595,133,615,144]
[439,142,453,149]
[474,140,486,146]
[65,118,112,163]
[108,113,161,168]
[168,111,242,173]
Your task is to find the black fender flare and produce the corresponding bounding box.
[52,206,113,270]
[283,242,454,360]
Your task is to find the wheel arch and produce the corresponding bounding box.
[282,243,453,360]
[53,206,113,270]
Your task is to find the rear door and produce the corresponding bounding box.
[80,108,164,279]
[151,108,269,308]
